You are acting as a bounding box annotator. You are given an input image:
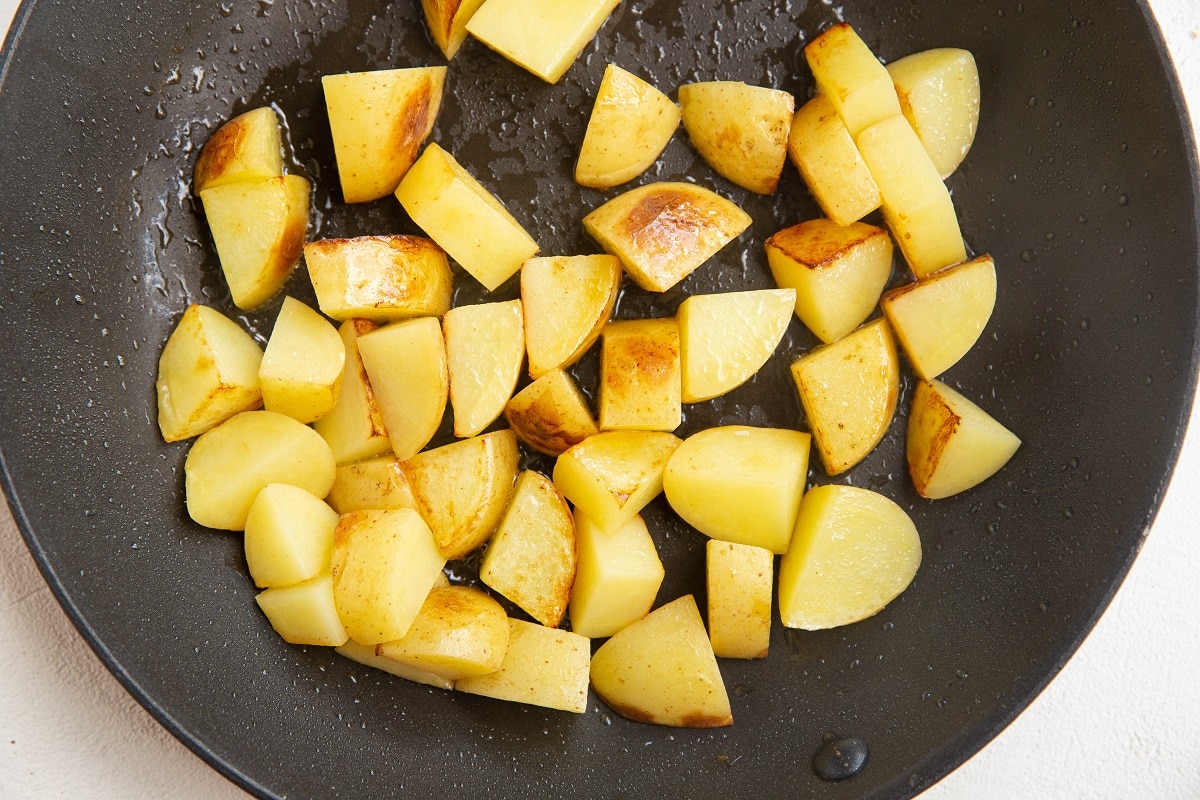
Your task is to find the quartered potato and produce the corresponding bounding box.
[420,0,489,60]
[786,93,881,226]
[443,300,525,437]
[325,456,416,514]
[706,540,773,660]
[255,573,349,647]
[304,235,453,322]
[804,22,901,138]
[504,368,600,456]
[576,64,680,189]
[456,619,591,713]
[599,317,682,432]
[259,297,345,424]
[376,586,509,681]
[465,0,621,84]
[193,106,284,193]
[312,319,393,465]
[887,47,981,179]
[678,81,794,194]
[521,254,621,378]
[568,511,664,640]
[243,483,339,589]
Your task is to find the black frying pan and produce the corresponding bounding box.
[1,1,1196,798]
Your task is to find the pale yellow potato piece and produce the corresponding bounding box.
[583,181,751,292]
[678,81,794,194]
[907,379,1020,499]
[790,318,899,476]
[330,508,447,645]
[568,511,664,639]
[765,218,893,344]
[244,483,339,589]
[313,319,393,465]
[255,573,349,647]
[576,64,680,188]
[856,115,967,277]
[663,425,810,554]
[504,368,599,456]
[444,300,525,437]
[786,94,881,226]
[421,0,489,60]
[259,297,346,424]
[325,456,416,514]
[199,174,310,310]
[156,304,263,443]
[402,430,520,560]
[304,235,453,323]
[396,143,539,291]
[521,254,621,378]
[456,619,591,713]
[887,48,980,179]
[480,470,576,627]
[376,586,509,680]
[881,254,996,379]
[590,595,732,727]
[323,67,446,203]
[599,317,682,432]
[553,430,681,533]
[335,639,454,691]
[184,410,336,531]
[706,541,772,659]
[678,288,795,403]
[465,0,621,84]
[805,22,901,138]
[778,484,920,629]
[356,317,448,461]
[193,106,283,193]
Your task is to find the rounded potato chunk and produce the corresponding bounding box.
[376,586,509,681]
[576,64,680,189]
[244,483,339,589]
[260,297,346,424]
[886,47,981,179]
[678,81,794,194]
[193,106,283,193]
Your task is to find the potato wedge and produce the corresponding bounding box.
[259,297,345,424]
[778,484,920,629]
[521,254,621,378]
[156,304,263,442]
[456,619,591,713]
[678,81,794,194]
[887,48,980,179]
[599,317,682,432]
[790,318,899,476]
[312,319,393,465]
[335,639,454,691]
[444,300,525,437]
[325,456,416,514]
[786,93,881,226]
[376,586,509,680]
[184,410,336,531]
[244,483,339,589]
[568,511,664,640]
[255,573,349,647]
[193,106,284,193]
[706,540,772,659]
[304,235,453,323]
[480,470,576,628]
[553,430,681,533]
[402,430,520,560]
[583,181,751,292]
[804,22,901,138]
[575,64,680,189]
[765,218,893,344]
[465,0,621,84]
[504,368,599,456]
[323,67,446,203]
[590,595,732,728]
[421,0,489,60]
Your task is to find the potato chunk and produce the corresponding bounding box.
[255,573,349,647]
[325,456,416,514]
[335,640,454,691]
[465,0,620,84]
[568,511,664,639]
[456,619,591,713]
[312,319,393,465]
[504,368,599,456]
[322,67,446,203]
[786,94,881,226]
[304,235,453,323]
[887,48,980,179]
[764,218,893,344]
[590,595,732,728]
[804,22,901,138]
[444,300,525,437]
[376,586,509,681]
[244,483,339,589]
[678,81,794,194]
[156,304,263,442]
[706,541,772,659]
[583,181,751,292]
[184,410,336,530]
[575,64,680,189]
[907,379,1020,499]
[553,430,681,533]
[193,106,283,193]
[521,254,621,378]
[259,297,346,424]
[599,317,682,432]
[421,0,489,60]
[778,484,920,629]
[396,143,539,291]
[790,318,899,476]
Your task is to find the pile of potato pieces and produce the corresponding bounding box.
[157,19,1024,728]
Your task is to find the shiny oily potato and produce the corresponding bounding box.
[335,639,454,691]
[402,430,520,561]
[312,319,393,465]
[887,48,981,179]
[184,410,336,531]
[199,174,310,310]
[663,425,810,555]
[790,318,900,476]
[304,235,453,323]
[465,0,620,84]
[598,317,682,432]
[568,511,664,640]
[259,297,346,424]
[376,586,510,681]
[677,288,796,403]
[521,254,621,379]
[243,483,339,589]
[396,143,540,291]
[907,379,1021,499]
[553,430,681,533]
[421,0,488,60]
[777,484,921,630]
[804,22,902,138]
[881,254,997,380]
[678,81,795,194]
[156,304,263,443]
[764,218,893,345]
[324,456,416,515]
[479,470,577,628]
[322,67,446,203]
[786,93,881,226]
[706,540,773,660]
[590,595,732,728]
[193,106,283,193]
[575,64,680,189]
[456,619,591,713]
[583,181,752,292]
[255,573,349,647]
[443,300,525,437]
[504,368,600,456]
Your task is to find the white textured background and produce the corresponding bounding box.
[1,1,1198,798]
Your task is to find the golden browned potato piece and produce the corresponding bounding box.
[786,94,881,226]
[804,22,901,138]
[465,0,621,84]
[706,540,773,659]
[443,300,525,437]
[325,456,416,514]
[575,64,680,189]
[193,106,284,193]
[312,319,393,465]
[421,0,489,60]
[376,586,509,681]
[456,619,591,713]
[678,81,794,194]
[504,368,599,456]
[886,48,981,179]
[259,297,346,425]
[304,236,453,323]
[599,318,681,432]
[521,254,621,378]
